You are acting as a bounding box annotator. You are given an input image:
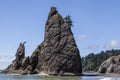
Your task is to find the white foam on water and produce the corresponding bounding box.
[99,77,118,80]
[37,72,49,76]
[9,74,21,76]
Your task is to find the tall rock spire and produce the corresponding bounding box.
[3,7,82,76]
[38,7,82,75]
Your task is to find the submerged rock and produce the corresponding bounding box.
[3,7,82,75]
[98,55,120,74]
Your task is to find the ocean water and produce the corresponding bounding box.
[0,74,120,80]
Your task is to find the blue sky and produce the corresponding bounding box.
[0,0,120,69]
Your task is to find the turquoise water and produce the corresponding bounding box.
[0,74,120,80]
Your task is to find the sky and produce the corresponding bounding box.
[0,0,120,69]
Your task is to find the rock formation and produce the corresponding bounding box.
[98,55,120,74]
[3,7,82,75]
[3,42,32,74]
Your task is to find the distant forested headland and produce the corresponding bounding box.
[82,49,120,72]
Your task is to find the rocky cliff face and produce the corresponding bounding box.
[98,55,120,74]
[3,7,82,75]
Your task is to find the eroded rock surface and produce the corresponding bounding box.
[3,7,82,75]
[98,55,120,74]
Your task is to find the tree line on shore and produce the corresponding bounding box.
[82,49,120,72]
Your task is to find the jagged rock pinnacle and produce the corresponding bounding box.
[48,7,57,18]
[3,7,82,76]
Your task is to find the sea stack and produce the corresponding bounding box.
[3,7,82,76]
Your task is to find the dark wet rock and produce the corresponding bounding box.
[21,56,30,70]
[98,55,120,74]
[3,7,82,75]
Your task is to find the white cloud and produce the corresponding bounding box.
[105,40,119,48]
[78,34,87,40]
[0,53,14,70]
[0,62,11,70]
[0,53,14,62]
[87,45,99,49]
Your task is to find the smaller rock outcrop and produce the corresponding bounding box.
[2,42,31,74]
[98,55,120,74]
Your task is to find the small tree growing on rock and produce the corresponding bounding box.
[64,15,73,27]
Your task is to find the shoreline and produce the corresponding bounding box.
[1,70,120,77]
